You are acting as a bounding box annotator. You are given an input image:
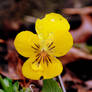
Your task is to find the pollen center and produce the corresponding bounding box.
[41,50,47,57]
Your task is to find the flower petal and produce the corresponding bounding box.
[36,13,70,39]
[14,31,40,57]
[22,55,63,80]
[47,30,73,57]
[22,58,43,80]
[42,56,63,79]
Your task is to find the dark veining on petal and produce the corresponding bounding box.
[34,43,40,48]
[35,55,40,61]
[34,51,38,53]
[38,56,42,64]
[36,53,40,57]
[43,56,45,63]
[32,46,39,50]
[47,55,52,63]
[48,42,53,48]
[49,46,55,50]
[31,42,53,66]
[32,55,40,64]
[45,56,49,66]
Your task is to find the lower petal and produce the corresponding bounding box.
[22,58,43,80]
[42,56,63,79]
[22,55,63,80]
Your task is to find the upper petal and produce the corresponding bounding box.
[14,31,40,57]
[54,31,73,57]
[36,13,70,39]
[47,30,73,57]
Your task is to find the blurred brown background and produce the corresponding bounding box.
[0,0,92,92]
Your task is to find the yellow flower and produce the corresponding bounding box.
[14,13,73,80]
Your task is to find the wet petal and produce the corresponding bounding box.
[14,31,40,57]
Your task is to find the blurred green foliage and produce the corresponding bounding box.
[0,75,31,92]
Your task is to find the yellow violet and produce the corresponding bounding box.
[14,13,73,80]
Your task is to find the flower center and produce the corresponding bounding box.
[32,50,51,66]
[31,41,55,66]
[41,50,47,57]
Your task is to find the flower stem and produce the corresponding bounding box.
[58,75,66,92]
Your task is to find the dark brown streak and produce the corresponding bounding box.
[48,42,53,48]
[43,56,45,63]
[49,46,55,50]
[32,46,39,50]
[47,55,52,63]
[34,51,38,53]
[35,55,40,61]
[38,56,42,64]
[36,53,40,57]
[45,56,49,66]
[43,56,47,63]
[32,55,40,64]
[34,43,40,48]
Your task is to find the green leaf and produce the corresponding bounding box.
[0,75,31,92]
[20,89,23,92]
[7,87,13,92]
[4,77,13,88]
[20,88,31,92]
[42,79,63,92]
[3,78,13,92]
[3,79,10,87]
[5,78,12,83]
[0,89,5,92]
[13,81,19,92]
[0,75,7,91]
[25,88,31,92]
